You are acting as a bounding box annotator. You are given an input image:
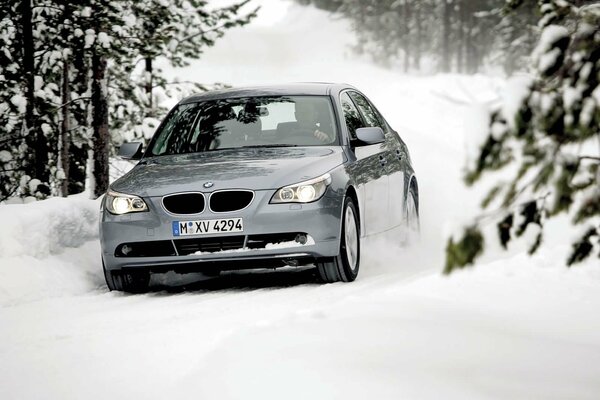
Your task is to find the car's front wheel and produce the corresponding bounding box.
[103,260,150,293]
[316,197,360,283]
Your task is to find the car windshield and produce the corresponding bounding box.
[148,95,338,156]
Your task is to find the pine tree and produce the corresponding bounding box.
[1,0,258,200]
[123,0,257,141]
[445,0,600,272]
[297,0,537,74]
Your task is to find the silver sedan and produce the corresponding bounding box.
[100,83,419,292]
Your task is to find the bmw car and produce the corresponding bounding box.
[100,83,419,292]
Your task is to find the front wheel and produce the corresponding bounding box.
[103,260,150,293]
[316,197,360,283]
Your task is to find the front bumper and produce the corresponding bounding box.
[100,189,343,272]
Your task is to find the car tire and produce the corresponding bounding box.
[316,197,360,283]
[103,260,150,293]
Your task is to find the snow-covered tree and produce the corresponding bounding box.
[0,0,257,200]
[0,0,67,200]
[122,0,257,139]
[445,0,600,272]
[297,0,536,73]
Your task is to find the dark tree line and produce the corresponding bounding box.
[0,0,257,200]
[298,0,539,74]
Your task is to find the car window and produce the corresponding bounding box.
[348,91,382,128]
[151,103,202,156]
[147,95,339,156]
[340,92,363,141]
[259,101,294,130]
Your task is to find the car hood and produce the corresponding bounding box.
[111,146,346,197]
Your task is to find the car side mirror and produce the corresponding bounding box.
[118,142,143,160]
[355,127,385,145]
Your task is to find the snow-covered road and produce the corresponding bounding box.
[2,2,599,399]
[2,234,599,399]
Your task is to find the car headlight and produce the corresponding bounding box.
[271,173,332,204]
[105,190,148,215]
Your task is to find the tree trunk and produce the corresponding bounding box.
[20,0,48,187]
[403,0,411,72]
[441,0,451,72]
[60,55,70,196]
[91,51,109,198]
[457,0,465,73]
[414,3,421,71]
[145,56,153,116]
[465,6,475,73]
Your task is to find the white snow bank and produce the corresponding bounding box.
[0,197,99,258]
[0,197,103,305]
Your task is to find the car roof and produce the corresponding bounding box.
[179,82,355,104]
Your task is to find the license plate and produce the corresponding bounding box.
[172,218,243,236]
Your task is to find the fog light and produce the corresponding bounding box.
[295,234,307,245]
[121,244,132,255]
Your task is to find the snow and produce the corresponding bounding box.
[264,236,315,249]
[41,122,52,135]
[501,75,533,129]
[33,75,43,91]
[189,255,600,400]
[84,29,95,48]
[191,236,316,255]
[140,117,160,139]
[580,97,596,126]
[27,178,41,193]
[0,150,12,162]
[80,7,91,18]
[0,197,100,304]
[9,93,26,113]
[533,24,568,73]
[538,47,561,73]
[96,32,110,48]
[1,3,599,400]
[563,85,580,109]
[536,25,568,53]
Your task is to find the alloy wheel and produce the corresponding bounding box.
[344,205,359,271]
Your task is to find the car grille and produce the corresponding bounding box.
[162,193,205,214]
[174,236,246,255]
[209,190,254,213]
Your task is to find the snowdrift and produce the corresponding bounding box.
[0,197,103,305]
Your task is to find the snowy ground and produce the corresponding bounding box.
[1,2,600,399]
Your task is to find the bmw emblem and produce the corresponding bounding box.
[203,181,214,189]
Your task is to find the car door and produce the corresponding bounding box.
[348,91,405,231]
[382,130,407,229]
[341,91,389,235]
